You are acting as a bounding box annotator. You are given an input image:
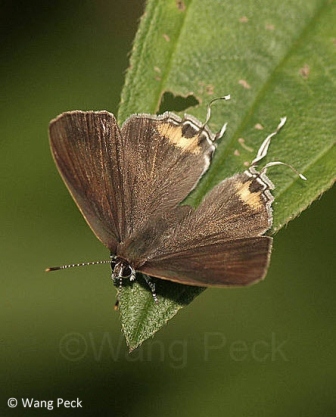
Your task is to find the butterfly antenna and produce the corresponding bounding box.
[45,259,111,272]
[204,95,230,141]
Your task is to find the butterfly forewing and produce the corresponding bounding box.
[49,111,126,252]
[141,236,272,287]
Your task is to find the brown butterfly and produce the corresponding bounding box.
[47,98,305,301]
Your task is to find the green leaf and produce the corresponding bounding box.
[117,0,336,350]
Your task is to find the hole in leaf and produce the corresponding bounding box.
[158,92,199,114]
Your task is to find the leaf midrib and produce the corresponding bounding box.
[153,1,193,111]
[194,0,330,201]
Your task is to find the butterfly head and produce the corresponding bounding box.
[110,256,136,284]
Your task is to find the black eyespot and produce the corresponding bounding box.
[249,178,265,193]
[182,122,198,138]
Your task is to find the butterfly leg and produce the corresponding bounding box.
[111,267,123,311]
[143,275,158,303]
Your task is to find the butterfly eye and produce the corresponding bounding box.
[121,265,134,279]
[110,257,117,270]
[111,259,135,281]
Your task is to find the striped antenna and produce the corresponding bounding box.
[45,259,111,272]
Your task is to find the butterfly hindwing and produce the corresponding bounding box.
[119,112,217,237]
[136,171,274,286]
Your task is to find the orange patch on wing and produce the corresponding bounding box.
[235,181,263,210]
[157,123,201,154]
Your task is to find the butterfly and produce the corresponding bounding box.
[47,97,305,301]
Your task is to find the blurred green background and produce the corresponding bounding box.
[1,1,335,416]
